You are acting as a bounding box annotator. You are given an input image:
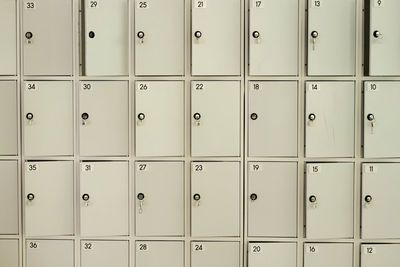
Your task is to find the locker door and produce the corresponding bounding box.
[305,82,355,157]
[249,0,298,76]
[135,162,184,236]
[22,0,73,75]
[0,0,16,75]
[0,161,18,234]
[191,81,241,157]
[307,0,356,75]
[368,0,400,76]
[191,0,241,75]
[23,81,74,156]
[248,243,297,267]
[191,162,240,237]
[306,163,354,239]
[81,241,128,267]
[248,81,297,157]
[26,240,74,267]
[79,81,129,156]
[24,161,74,236]
[84,0,129,76]
[191,242,240,267]
[134,0,184,75]
[364,82,400,157]
[248,162,297,237]
[304,243,353,267]
[361,244,400,267]
[0,81,18,155]
[362,163,400,238]
[0,240,18,267]
[136,241,184,267]
[135,81,184,157]
[80,161,129,237]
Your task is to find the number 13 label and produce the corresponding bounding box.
[311,0,322,8]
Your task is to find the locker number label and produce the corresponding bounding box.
[193,164,203,172]
[364,246,376,254]
[253,0,264,8]
[252,245,262,253]
[27,164,38,172]
[364,165,378,173]
[137,243,149,251]
[29,242,39,249]
[366,83,378,92]
[374,0,384,7]
[194,0,207,8]
[82,83,92,90]
[311,0,322,8]
[83,243,93,250]
[88,0,99,8]
[82,164,93,172]
[193,243,204,251]
[308,165,321,174]
[309,83,320,91]
[25,1,36,9]
[137,164,148,171]
[306,245,319,253]
[137,1,149,9]
[250,164,262,172]
[25,83,38,91]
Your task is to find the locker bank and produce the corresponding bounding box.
[1,0,400,267]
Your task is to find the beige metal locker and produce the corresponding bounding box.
[79,81,129,156]
[0,239,18,267]
[134,0,184,76]
[248,81,298,157]
[248,242,297,267]
[135,161,184,236]
[0,0,17,75]
[0,81,18,155]
[304,243,353,267]
[26,240,74,267]
[22,0,73,75]
[135,81,184,157]
[81,240,128,267]
[24,161,74,236]
[191,242,240,267]
[361,244,400,267]
[136,241,184,267]
[23,81,74,157]
[191,162,240,237]
[248,162,297,237]
[0,161,18,234]
[80,161,129,237]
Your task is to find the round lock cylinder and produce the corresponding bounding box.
[250,113,258,120]
[194,31,202,38]
[365,195,373,203]
[137,31,145,39]
[81,113,89,120]
[26,113,34,120]
[193,113,201,120]
[308,113,316,121]
[252,31,260,39]
[25,32,33,39]
[82,194,90,201]
[89,31,95,38]
[373,30,382,39]
[311,31,318,39]
[367,114,375,121]
[309,195,317,203]
[27,193,35,201]
[138,113,145,121]
[137,193,145,201]
[250,193,258,201]
[193,194,201,201]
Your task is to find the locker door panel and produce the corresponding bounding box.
[0,0,17,75]
[26,240,74,267]
[248,242,297,267]
[191,162,240,237]
[0,240,18,267]
[0,161,18,234]
[135,162,184,236]
[22,0,73,75]
[305,82,355,157]
[136,241,184,267]
[364,82,400,157]
[0,81,18,155]
[23,81,74,156]
[79,81,129,156]
[135,81,184,157]
[307,0,356,75]
[24,161,74,236]
[191,0,241,75]
[362,163,400,238]
[191,242,240,267]
[84,0,129,76]
[191,81,241,157]
[304,243,353,267]
[306,163,354,239]
[81,241,128,267]
[248,162,297,237]
[249,0,298,76]
[248,81,298,157]
[368,0,400,76]
[80,161,129,237]
[361,244,400,267]
[135,0,184,75]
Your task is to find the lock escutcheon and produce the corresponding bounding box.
[88,31,95,38]
[308,113,316,121]
[25,32,33,39]
[367,114,375,121]
[138,113,145,121]
[81,113,89,120]
[193,113,201,120]
[27,193,35,201]
[252,31,260,39]
[250,193,258,201]
[309,195,317,203]
[250,113,258,120]
[82,194,90,201]
[194,31,202,39]
[137,31,145,39]
[193,194,201,201]
[311,31,318,39]
[373,30,382,39]
[137,193,145,201]
[365,195,372,203]
[26,113,34,120]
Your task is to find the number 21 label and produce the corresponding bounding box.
[194,0,207,8]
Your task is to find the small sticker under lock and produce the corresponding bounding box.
[364,165,378,173]
[308,83,320,91]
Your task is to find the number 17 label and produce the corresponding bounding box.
[253,0,263,8]
[374,0,384,7]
